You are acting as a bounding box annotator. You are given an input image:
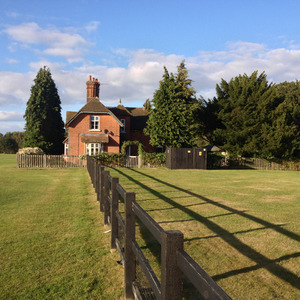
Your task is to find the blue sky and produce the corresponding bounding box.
[1,0,300,133]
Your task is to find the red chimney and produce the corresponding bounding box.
[86,75,100,102]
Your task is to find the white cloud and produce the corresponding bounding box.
[0,122,24,134]
[2,41,300,133]
[3,22,90,62]
[6,58,18,64]
[85,21,100,33]
[0,111,23,121]
[0,71,34,107]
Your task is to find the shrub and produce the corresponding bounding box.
[143,152,166,167]
[93,152,126,167]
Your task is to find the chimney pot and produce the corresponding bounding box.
[89,75,92,81]
[92,77,95,81]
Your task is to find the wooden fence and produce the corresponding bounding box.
[230,157,300,171]
[166,148,207,169]
[16,154,86,168]
[87,156,231,300]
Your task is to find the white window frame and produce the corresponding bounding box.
[64,142,69,155]
[120,119,126,133]
[90,115,100,131]
[86,143,103,156]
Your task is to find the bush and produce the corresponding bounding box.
[93,152,126,167]
[143,152,166,167]
[207,153,228,169]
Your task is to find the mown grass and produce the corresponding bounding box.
[108,167,300,300]
[0,154,123,299]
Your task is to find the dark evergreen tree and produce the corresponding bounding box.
[213,71,275,157]
[145,61,197,148]
[192,96,223,146]
[261,81,300,159]
[24,67,65,154]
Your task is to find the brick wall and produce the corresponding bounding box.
[68,113,120,155]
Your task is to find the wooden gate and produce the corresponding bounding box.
[125,155,139,168]
[166,148,207,169]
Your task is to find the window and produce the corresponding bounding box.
[64,142,69,155]
[86,143,103,155]
[90,116,100,130]
[120,119,126,133]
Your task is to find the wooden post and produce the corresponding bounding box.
[161,230,184,300]
[103,170,110,225]
[96,164,101,202]
[124,192,136,299]
[110,177,119,250]
[99,166,104,212]
[95,161,98,195]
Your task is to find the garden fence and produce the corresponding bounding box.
[16,154,86,168]
[87,156,231,300]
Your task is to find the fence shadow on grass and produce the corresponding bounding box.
[112,168,300,291]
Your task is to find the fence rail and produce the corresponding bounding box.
[16,154,86,168]
[87,156,231,300]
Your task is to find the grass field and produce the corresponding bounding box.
[0,154,124,299]
[108,167,300,300]
[1,154,299,299]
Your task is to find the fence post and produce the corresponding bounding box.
[99,166,104,212]
[124,192,136,299]
[161,230,184,300]
[96,164,101,202]
[110,177,119,250]
[103,170,110,225]
[95,160,98,194]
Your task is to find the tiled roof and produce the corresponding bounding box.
[108,104,132,116]
[66,112,77,124]
[66,98,122,126]
[127,107,149,116]
[79,98,110,113]
[65,97,149,131]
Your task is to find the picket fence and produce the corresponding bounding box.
[87,156,231,300]
[16,154,86,168]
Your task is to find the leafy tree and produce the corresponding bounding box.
[213,71,275,157]
[192,96,223,146]
[145,61,197,148]
[24,67,65,154]
[261,81,300,159]
[0,134,18,153]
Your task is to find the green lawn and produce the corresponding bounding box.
[108,167,300,300]
[0,154,124,299]
[1,154,299,299]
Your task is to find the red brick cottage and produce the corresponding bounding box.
[64,76,153,156]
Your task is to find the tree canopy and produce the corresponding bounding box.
[24,67,65,154]
[145,61,197,148]
[0,131,25,154]
[193,71,299,159]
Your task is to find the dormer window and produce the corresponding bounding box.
[120,119,126,133]
[90,116,100,130]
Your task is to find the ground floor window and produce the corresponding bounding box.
[86,143,103,155]
[64,142,69,155]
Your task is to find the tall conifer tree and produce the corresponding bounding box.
[145,61,197,148]
[24,67,65,154]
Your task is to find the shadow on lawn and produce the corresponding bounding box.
[112,167,300,291]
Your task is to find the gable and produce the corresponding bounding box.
[66,98,123,127]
